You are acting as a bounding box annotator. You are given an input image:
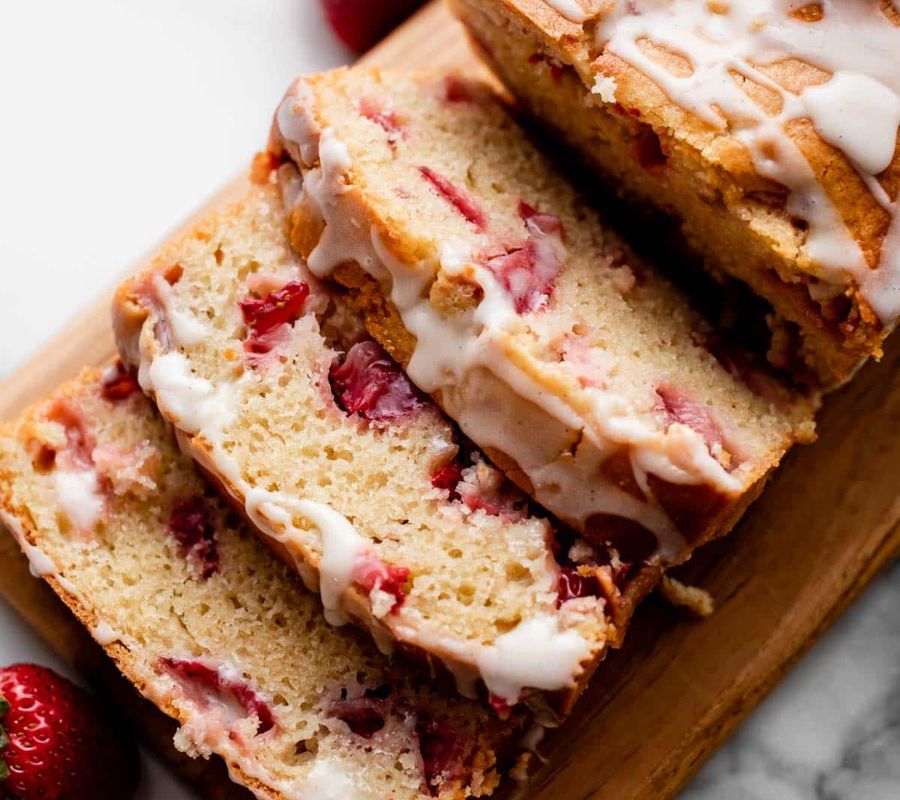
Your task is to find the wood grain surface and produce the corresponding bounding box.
[2,3,900,799]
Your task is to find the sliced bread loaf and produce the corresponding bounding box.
[112,175,615,719]
[0,366,521,800]
[450,0,900,387]
[269,68,816,591]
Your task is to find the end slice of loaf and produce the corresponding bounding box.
[0,367,521,800]
[449,0,900,387]
[269,68,816,592]
[112,174,615,719]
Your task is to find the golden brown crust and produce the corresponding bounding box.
[452,0,898,387]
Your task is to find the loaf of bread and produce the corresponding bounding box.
[269,67,816,616]
[450,0,900,387]
[112,174,620,719]
[0,366,520,800]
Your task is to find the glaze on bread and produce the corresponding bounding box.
[450,0,900,387]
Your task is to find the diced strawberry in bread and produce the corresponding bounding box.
[556,567,600,607]
[330,340,425,422]
[418,166,487,231]
[359,97,407,145]
[655,385,726,456]
[168,496,220,580]
[240,280,310,336]
[485,202,565,314]
[416,717,469,793]
[431,460,464,499]
[352,554,411,614]
[528,51,565,82]
[443,76,474,103]
[159,658,275,735]
[329,694,388,738]
[45,400,95,470]
[100,361,140,403]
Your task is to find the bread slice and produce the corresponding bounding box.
[112,175,617,719]
[269,68,816,597]
[449,0,900,388]
[0,366,522,799]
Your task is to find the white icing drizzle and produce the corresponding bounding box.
[592,0,900,323]
[137,340,371,631]
[53,469,103,531]
[301,758,365,800]
[0,510,90,619]
[244,488,369,627]
[2,474,372,800]
[542,0,588,24]
[274,84,747,563]
[91,620,120,646]
[141,351,237,436]
[152,274,208,346]
[476,615,592,705]
[2,493,126,652]
[125,253,380,635]
[129,182,600,705]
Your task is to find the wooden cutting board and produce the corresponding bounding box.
[3,2,900,798]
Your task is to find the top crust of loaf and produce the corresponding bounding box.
[484,0,900,278]
[451,0,900,385]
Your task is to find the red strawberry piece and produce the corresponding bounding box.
[418,166,487,231]
[44,400,95,470]
[655,385,726,456]
[242,324,295,367]
[487,694,513,719]
[458,482,525,521]
[633,127,667,171]
[329,340,425,422]
[353,555,411,614]
[158,659,275,735]
[0,663,139,800]
[168,496,220,580]
[240,280,310,363]
[321,0,426,53]
[518,200,564,238]
[431,461,464,500]
[358,97,407,146]
[556,567,600,607]
[100,361,140,403]
[485,202,565,314]
[240,280,310,336]
[416,716,468,794]
[443,76,474,103]
[329,695,388,738]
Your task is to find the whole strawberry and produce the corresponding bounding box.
[0,663,139,800]
[321,0,426,52]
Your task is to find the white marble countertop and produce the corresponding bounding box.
[0,2,897,798]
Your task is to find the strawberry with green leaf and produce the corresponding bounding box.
[0,663,139,800]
